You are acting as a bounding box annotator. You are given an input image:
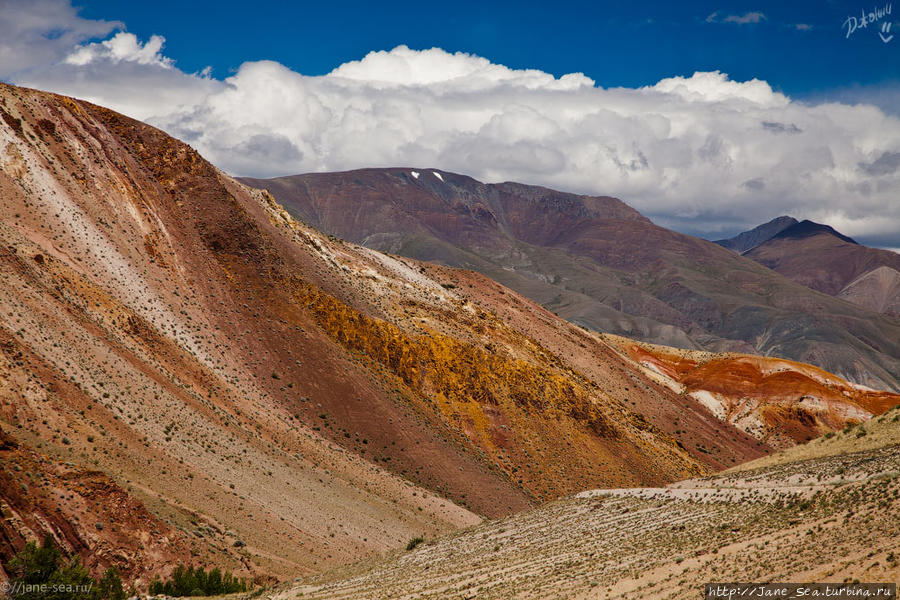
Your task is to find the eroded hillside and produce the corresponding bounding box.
[0,427,200,585]
[274,407,900,599]
[0,83,765,586]
[605,335,900,448]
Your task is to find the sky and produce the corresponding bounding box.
[1,0,898,247]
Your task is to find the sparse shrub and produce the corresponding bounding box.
[405,536,424,551]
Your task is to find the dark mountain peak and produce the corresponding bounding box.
[773,219,858,245]
[240,167,649,249]
[714,215,798,253]
[767,215,799,228]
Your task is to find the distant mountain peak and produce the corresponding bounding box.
[742,218,900,302]
[714,215,798,253]
[772,219,858,245]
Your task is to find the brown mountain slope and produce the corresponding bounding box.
[0,427,202,589]
[240,169,900,392]
[272,407,900,600]
[744,220,900,316]
[0,83,791,585]
[838,266,900,316]
[0,84,490,583]
[603,335,900,448]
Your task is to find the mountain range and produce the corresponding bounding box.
[240,169,900,392]
[1,82,898,592]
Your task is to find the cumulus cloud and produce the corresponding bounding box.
[807,80,900,117]
[64,32,173,68]
[0,0,121,78]
[329,45,595,91]
[7,19,900,246]
[16,31,220,122]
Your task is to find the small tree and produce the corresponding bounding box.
[5,535,123,600]
[191,567,207,595]
[148,578,164,595]
[148,565,247,596]
[95,567,126,600]
[7,535,62,588]
[205,567,223,595]
[47,557,94,600]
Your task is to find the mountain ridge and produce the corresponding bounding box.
[771,219,858,245]
[241,168,900,392]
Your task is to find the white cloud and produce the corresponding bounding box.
[16,30,220,124]
[0,0,121,78]
[8,16,900,246]
[64,32,172,68]
[329,45,594,91]
[648,71,787,106]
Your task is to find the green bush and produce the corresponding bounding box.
[4,535,125,600]
[95,568,126,600]
[7,535,61,590]
[148,565,247,596]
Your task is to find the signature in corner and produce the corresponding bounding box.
[843,3,894,42]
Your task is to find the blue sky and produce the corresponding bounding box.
[71,0,898,106]
[1,0,898,246]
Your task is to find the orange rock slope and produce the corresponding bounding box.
[605,335,899,448]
